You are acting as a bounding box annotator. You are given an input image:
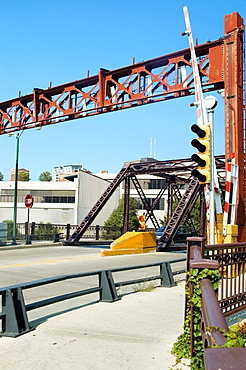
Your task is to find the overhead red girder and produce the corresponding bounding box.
[0,39,224,134]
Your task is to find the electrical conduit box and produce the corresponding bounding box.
[0,222,7,246]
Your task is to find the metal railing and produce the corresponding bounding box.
[187,237,246,370]
[3,222,124,244]
[202,241,246,316]
[4,223,133,243]
[3,222,157,244]
[0,258,185,337]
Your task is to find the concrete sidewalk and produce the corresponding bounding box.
[0,282,189,370]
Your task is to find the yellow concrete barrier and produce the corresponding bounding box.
[223,224,238,244]
[100,232,156,256]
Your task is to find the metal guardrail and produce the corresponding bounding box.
[0,258,186,337]
[5,223,125,243]
[4,222,158,245]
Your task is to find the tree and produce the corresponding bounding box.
[35,222,60,240]
[102,197,139,240]
[0,172,3,181]
[160,194,201,232]
[18,171,29,181]
[39,171,52,181]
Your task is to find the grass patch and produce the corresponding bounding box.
[133,280,157,293]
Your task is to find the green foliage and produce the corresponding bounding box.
[209,320,246,348]
[18,171,29,181]
[223,322,246,347]
[39,171,52,181]
[190,198,201,233]
[0,171,3,181]
[171,332,190,364]
[102,197,139,240]
[171,268,221,369]
[160,195,201,232]
[35,222,59,236]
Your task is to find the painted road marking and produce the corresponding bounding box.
[0,254,102,269]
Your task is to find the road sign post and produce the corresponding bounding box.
[25,195,34,245]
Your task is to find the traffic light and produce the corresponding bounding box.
[191,123,210,184]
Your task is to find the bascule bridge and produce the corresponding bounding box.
[0,11,244,247]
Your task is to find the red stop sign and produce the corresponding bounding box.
[25,195,34,208]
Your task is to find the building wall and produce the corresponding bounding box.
[0,181,78,225]
[95,172,169,228]
[77,170,120,226]
[52,164,84,182]
[0,171,120,227]
[0,170,171,228]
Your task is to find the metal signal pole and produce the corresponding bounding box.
[204,96,218,245]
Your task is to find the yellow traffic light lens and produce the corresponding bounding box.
[190,122,210,184]
[191,138,207,153]
[192,169,210,184]
[191,154,206,167]
[191,123,210,138]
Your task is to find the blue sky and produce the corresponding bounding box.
[0,0,245,180]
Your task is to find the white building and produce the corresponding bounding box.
[0,168,168,228]
[0,180,78,225]
[52,164,84,182]
[0,170,119,226]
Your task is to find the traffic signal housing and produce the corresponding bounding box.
[191,123,210,184]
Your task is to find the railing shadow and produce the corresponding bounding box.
[29,300,99,329]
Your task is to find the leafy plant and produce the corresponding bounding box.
[39,171,52,181]
[102,197,139,240]
[18,171,30,181]
[160,194,201,233]
[208,319,246,348]
[171,268,221,369]
[35,222,60,239]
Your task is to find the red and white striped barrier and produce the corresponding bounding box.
[182,6,208,127]
[204,184,210,220]
[222,153,236,236]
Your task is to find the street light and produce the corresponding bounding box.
[8,131,23,245]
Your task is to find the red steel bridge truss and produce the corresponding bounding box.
[66,156,225,245]
[0,12,245,241]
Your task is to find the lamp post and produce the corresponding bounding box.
[8,131,23,245]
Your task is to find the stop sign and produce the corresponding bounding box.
[25,194,34,208]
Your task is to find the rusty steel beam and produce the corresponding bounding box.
[0,39,224,135]
[223,12,245,227]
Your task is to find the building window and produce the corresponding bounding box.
[148,179,166,189]
[135,197,165,210]
[0,190,75,204]
[42,196,75,203]
[129,178,166,190]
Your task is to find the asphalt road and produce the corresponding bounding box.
[0,244,187,327]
